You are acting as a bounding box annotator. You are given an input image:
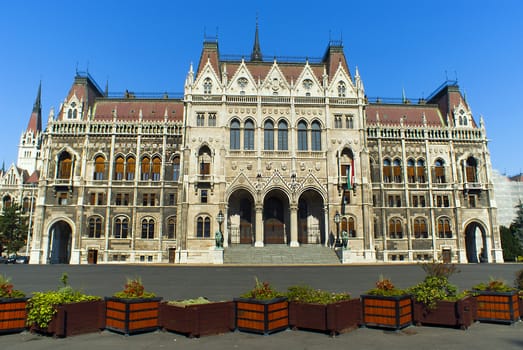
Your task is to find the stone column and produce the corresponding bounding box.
[255,205,264,247]
[290,204,299,247]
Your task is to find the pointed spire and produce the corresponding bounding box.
[26,82,42,133]
[104,80,109,97]
[250,16,263,62]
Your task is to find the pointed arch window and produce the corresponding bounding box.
[264,120,274,150]
[3,195,12,208]
[434,159,446,183]
[388,218,403,239]
[198,146,211,175]
[230,119,240,150]
[114,156,124,180]
[465,157,478,183]
[407,159,416,183]
[94,155,105,180]
[196,215,211,238]
[311,121,321,151]
[413,217,428,238]
[141,156,151,180]
[141,218,155,239]
[167,216,176,239]
[416,159,426,183]
[342,217,356,237]
[114,217,130,238]
[298,121,308,151]
[278,120,288,150]
[152,156,161,181]
[126,156,135,180]
[383,158,392,183]
[337,81,346,97]
[57,152,73,179]
[88,216,103,238]
[172,156,180,181]
[437,217,452,238]
[203,78,212,94]
[244,119,255,150]
[393,159,402,183]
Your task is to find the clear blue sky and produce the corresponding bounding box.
[0,0,521,175]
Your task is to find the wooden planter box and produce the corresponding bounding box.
[289,299,361,336]
[0,298,28,334]
[159,301,235,337]
[519,296,523,320]
[474,290,520,324]
[31,300,105,337]
[361,294,412,330]
[234,297,288,335]
[105,297,162,335]
[413,296,477,329]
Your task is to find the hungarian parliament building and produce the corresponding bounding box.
[1,28,503,264]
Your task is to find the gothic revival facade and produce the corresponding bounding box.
[7,29,503,264]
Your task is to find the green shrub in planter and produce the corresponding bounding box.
[26,273,101,329]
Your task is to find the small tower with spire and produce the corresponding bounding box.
[17,82,43,174]
[250,16,263,62]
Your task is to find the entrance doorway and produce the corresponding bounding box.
[465,222,487,263]
[263,190,290,244]
[228,190,255,244]
[48,221,72,264]
[298,190,325,244]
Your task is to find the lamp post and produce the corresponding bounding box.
[216,210,224,248]
[334,210,340,247]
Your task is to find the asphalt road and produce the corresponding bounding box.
[1,263,522,350]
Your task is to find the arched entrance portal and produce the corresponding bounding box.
[48,221,72,264]
[298,190,325,244]
[465,221,488,263]
[228,189,255,244]
[263,190,290,244]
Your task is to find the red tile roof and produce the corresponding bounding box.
[92,100,184,122]
[366,104,445,127]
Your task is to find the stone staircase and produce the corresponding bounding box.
[223,244,341,265]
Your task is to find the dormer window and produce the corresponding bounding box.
[203,78,212,94]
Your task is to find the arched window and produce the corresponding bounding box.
[264,120,274,150]
[298,121,308,151]
[3,195,12,208]
[278,120,288,150]
[203,78,212,94]
[383,158,392,183]
[465,157,477,183]
[435,159,446,183]
[172,156,180,181]
[348,217,356,237]
[141,218,155,239]
[196,216,211,238]
[393,159,402,183]
[152,156,161,181]
[94,155,105,180]
[167,216,176,239]
[198,146,211,175]
[388,218,403,239]
[337,81,346,97]
[311,121,321,151]
[114,156,124,180]
[244,119,255,150]
[67,110,72,119]
[416,159,426,183]
[57,152,73,179]
[407,159,415,183]
[438,217,452,238]
[413,217,428,238]
[114,217,129,238]
[141,156,151,180]
[126,156,135,181]
[88,216,103,238]
[230,119,240,150]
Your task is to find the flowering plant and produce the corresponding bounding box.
[113,277,156,299]
[240,278,285,301]
[472,278,515,293]
[0,274,25,299]
[366,276,406,297]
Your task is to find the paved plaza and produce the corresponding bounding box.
[0,264,522,349]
